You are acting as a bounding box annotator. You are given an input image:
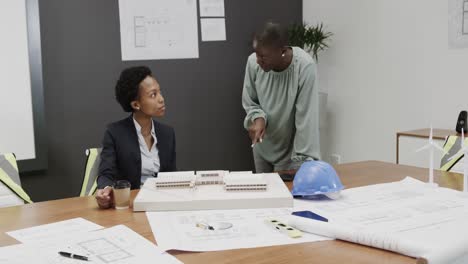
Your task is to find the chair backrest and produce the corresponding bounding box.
[80,148,102,196]
[440,135,468,172]
[0,153,33,207]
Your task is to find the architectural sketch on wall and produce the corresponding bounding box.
[119,0,199,60]
[133,15,184,48]
[199,0,225,17]
[134,16,146,47]
[449,0,468,48]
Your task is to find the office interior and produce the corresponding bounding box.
[2,0,468,221]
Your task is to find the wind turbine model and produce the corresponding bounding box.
[415,126,447,186]
[448,128,468,192]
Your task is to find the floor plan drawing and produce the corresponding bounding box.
[119,0,199,60]
[77,238,133,263]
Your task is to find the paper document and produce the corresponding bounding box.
[0,225,182,264]
[291,177,468,264]
[6,217,103,243]
[0,244,31,264]
[201,18,226,41]
[119,0,199,60]
[199,0,225,17]
[449,0,468,49]
[147,208,330,252]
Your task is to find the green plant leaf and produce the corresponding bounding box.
[287,22,332,61]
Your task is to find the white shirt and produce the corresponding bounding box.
[133,117,160,184]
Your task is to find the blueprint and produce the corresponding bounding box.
[292,177,468,264]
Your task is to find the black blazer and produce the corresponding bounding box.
[97,115,176,189]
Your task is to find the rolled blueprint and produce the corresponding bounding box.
[290,215,468,264]
[288,215,456,263]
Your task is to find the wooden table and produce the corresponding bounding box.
[396,128,456,164]
[0,161,464,264]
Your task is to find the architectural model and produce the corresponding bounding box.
[134,171,292,211]
[154,170,267,191]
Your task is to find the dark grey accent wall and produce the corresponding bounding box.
[21,0,302,201]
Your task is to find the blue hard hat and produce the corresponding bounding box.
[291,160,344,199]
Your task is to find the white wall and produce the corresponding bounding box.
[304,0,468,164]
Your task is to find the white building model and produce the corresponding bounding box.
[134,170,292,211]
[223,174,267,191]
[154,170,267,191]
[154,171,196,188]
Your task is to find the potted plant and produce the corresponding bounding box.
[288,22,332,61]
[289,22,332,149]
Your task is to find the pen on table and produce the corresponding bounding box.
[58,251,89,261]
[251,137,263,148]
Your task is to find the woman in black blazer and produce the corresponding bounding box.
[96,66,176,209]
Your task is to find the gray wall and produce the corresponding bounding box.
[21,0,302,201]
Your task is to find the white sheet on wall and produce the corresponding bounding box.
[201,18,226,41]
[448,0,468,49]
[0,0,36,160]
[199,0,225,17]
[119,0,199,61]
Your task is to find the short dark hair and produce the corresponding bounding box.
[254,22,288,48]
[115,66,152,112]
